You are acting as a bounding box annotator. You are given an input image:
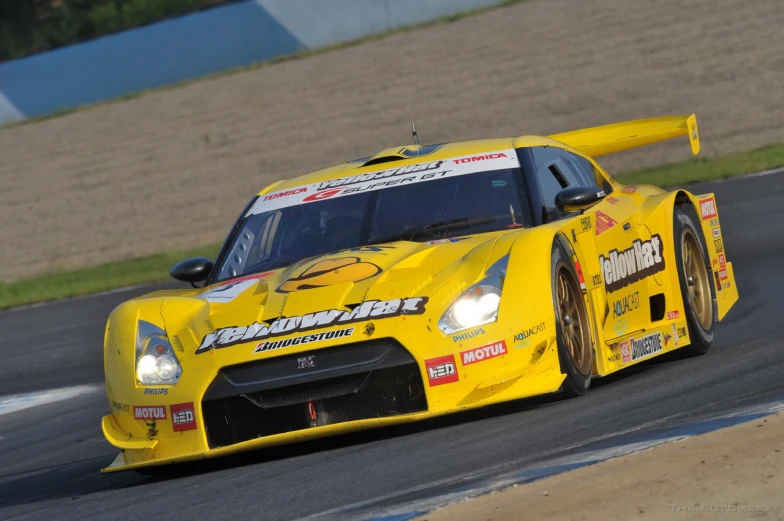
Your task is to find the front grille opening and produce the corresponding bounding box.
[202,364,426,448]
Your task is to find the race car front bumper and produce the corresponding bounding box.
[102,333,563,473]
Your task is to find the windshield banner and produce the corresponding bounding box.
[246,149,519,216]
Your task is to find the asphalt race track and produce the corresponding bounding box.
[1,172,783,520]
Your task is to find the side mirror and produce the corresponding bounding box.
[554,186,607,213]
[170,257,214,284]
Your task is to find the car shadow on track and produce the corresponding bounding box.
[134,362,661,481]
[0,361,663,510]
[0,456,147,509]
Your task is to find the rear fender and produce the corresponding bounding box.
[639,190,738,322]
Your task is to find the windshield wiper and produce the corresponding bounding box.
[368,217,497,245]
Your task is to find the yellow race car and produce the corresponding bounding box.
[102,114,738,473]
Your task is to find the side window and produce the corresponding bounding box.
[568,153,612,193]
[530,147,599,222]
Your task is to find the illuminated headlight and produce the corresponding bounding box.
[439,280,502,333]
[136,321,182,385]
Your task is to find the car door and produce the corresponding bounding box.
[522,146,650,343]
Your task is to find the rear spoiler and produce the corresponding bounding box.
[548,114,700,157]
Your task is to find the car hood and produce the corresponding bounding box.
[139,230,523,359]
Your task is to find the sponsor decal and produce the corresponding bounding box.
[614,317,629,336]
[514,339,532,349]
[620,186,638,194]
[620,340,632,363]
[672,323,679,347]
[612,291,640,318]
[199,272,272,303]
[612,291,638,335]
[718,253,726,269]
[452,328,485,343]
[297,356,315,369]
[709,218,719,227]
[246,150,519,215]
[514,322,545,342]
[664,332,672,346]
[580,216,592,233]
[279,257,382,293]
[144,388,168,395]
[453,152,508,164]
[253,328,355,354]
[667,310,680,320]
[599,235,665,292]
[699,197,717,220]
[630,332,663,361]
[262,187,307,201]
[461,340,507,365]
[303,188,342,201]
[607,353,621,363]
[719,269,728,282]
[363,323,375,336]
[712,227,721,239]
[426,237,470,245]
[134,406,167,420]
[198,297,427,354]
[678,326,687,339]
[425,355,459,386]
[594,211,618,235]
[606,196,620,204]
[319,160,445,190]
[574,258,586,290]
[112,401,129,413]
[714,238,724,253]
[170,403,197,432]
[146,421,158,440]
[592,274,602,286]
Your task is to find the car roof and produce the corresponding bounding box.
[257,135,571,196]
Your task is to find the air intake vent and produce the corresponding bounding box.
[362,156,406,167]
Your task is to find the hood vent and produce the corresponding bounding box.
[360,144,446,168]
[362,155,406,167]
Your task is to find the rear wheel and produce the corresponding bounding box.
[674,207,714,355]
[552,242,593,396]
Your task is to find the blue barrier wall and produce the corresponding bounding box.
[0,0,502,125]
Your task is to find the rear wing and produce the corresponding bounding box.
[548,114,700,158]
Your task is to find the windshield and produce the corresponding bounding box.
[214,152,529,282]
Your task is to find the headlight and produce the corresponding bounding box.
[442,284,501,332]
[439,282,505,335]
[136,320,182,385]
[439,254,508,334]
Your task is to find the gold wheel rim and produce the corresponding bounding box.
[556,264,592,375]
[682,228,712,329]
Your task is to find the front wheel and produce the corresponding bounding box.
[552,242,593,396]
[674,207,714,356]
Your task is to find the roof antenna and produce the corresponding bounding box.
[403,70,419,145]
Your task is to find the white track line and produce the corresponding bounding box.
[711,165,784,183]
[0,384,100,417]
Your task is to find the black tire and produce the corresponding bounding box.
[551,241,593,396]
[673,207,714,356]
